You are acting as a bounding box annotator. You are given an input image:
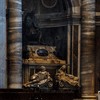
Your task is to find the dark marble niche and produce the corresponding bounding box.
[22,0,80,93]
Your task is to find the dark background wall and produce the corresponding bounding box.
[95,0,100,93]
[22,0,68,60]
[95,26,100,92]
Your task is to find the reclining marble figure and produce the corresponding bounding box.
[56,65,79,87]
[24,66,52,87]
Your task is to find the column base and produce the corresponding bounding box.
[81,95,96,100]
[9,84,22,89]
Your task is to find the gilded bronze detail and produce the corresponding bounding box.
[23,45,66,65]
[56,65,79,87]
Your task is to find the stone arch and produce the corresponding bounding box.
[71,0,81,15]
[67,0,81,15]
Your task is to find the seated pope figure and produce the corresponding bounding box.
[56,65,79,86]
[24,66,52,87]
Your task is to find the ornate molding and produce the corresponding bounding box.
[41,0,57,8]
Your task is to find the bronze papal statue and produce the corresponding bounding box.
[23,66,53,88]
[56,65,79,87]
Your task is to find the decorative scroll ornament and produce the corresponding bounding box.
[41,0,57,8]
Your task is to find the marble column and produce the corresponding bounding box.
[0,0,7,88]
[81,0,96,99]
[8,0,22,88]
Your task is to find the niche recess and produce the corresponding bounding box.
[22,0,81,88]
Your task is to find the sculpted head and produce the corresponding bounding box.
[61,65,66,71]
[40,66,46,71]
